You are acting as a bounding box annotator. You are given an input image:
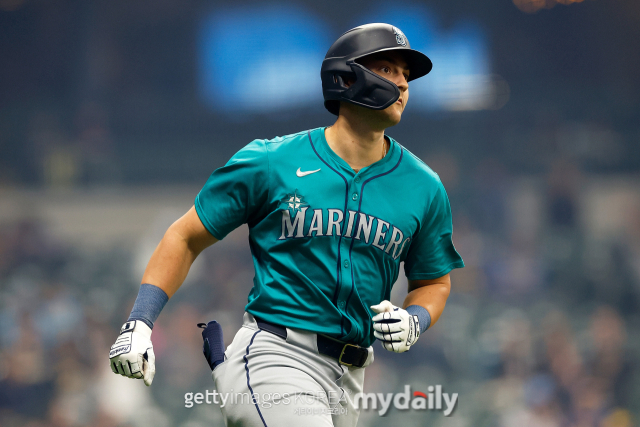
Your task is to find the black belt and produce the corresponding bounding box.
[255,318,369,368]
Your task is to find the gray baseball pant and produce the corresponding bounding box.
[211,312,374,427]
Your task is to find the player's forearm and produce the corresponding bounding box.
[141,225,202,298]
[403,276,451,328]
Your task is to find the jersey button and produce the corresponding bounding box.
[338,301,346,309]
[354,176,361,183]
[343,260,350,268]
[352,193,358,201]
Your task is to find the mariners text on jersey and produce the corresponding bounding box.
[195,127,464,347]
[279,205,410,261]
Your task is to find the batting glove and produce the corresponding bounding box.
[371,300,421,353]
[109,320,156,386]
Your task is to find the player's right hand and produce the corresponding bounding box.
[109,320,156,386]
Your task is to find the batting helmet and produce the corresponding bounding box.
[321,23,433,115]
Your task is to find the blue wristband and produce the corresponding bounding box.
[405,305,431,334]
[127,283,169,329]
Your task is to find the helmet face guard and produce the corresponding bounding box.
[335,61,401,112]
[321,24,432,116]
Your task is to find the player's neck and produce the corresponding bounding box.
[325,114,388,173]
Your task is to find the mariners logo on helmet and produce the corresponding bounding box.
[392,26,407,47]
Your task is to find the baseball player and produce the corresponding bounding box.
[109,23,464,426]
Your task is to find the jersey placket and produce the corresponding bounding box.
[335,174,362,335]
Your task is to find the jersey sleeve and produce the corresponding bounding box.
[195,139,269,240]
[403,178,464,280]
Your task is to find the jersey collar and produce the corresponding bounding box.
[311,127,401,178]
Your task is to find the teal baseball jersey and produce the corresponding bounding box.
[195,127,464,347]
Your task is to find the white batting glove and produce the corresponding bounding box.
[371,300,421,353]
[109,320,156,386]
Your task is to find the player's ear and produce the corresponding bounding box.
[334,74,355,88]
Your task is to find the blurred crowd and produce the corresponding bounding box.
[1,152,639,427]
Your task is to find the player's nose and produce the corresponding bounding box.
[395,73,409,91]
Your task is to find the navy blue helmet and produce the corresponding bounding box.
[321,23,433,115]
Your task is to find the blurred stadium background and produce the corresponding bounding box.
[1,0,640,426]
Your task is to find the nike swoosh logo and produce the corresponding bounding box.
[296,168,321,177]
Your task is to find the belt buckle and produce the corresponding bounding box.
[338,343,360,366]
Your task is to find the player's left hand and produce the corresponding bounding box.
[371,300,420,353]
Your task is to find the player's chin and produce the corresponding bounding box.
[381,105,403,127]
